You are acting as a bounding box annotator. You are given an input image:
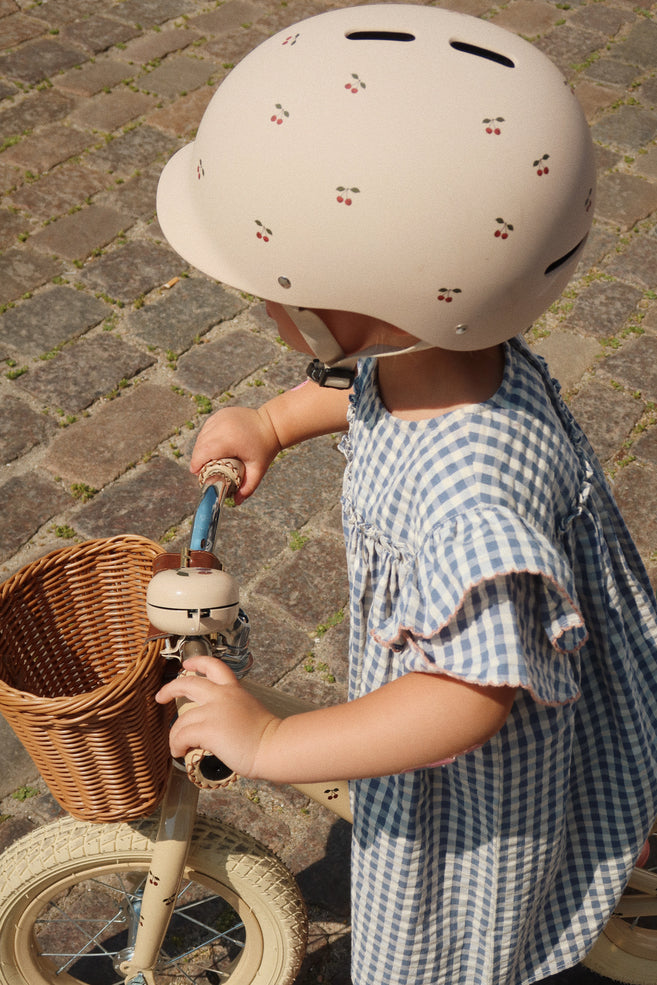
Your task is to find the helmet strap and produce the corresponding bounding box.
[282,305,431,389]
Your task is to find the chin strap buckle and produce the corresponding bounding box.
[306,359,355,389]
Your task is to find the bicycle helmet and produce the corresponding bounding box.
[157,4,595,369]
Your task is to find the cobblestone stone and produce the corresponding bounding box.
[145,86,215,136]
[0,472,71,562]
[95,166,160,219]
[0,394,56,464]
[611,18,657,69]
[535,26,606,76]
[489,1,563,38]
[253,533,349,633]
[567,380,643,464]
[530,331,600,395]
[0,248,62,306]
[0,38,86,84]
[60,13,140,54]
[248,437,346,532]
[568,4,630,36]
[595,172,657,229]
[43,382,195,487]
[7,163,112,221]
[0,285,112,356]
[637,145,657,182]
[634,426,657,467]
[117,26,202,65]
[15,333,155,412]
[27,0,110,27]
[0,88,77,138]
[78,240,181,301]
[112,0,196,29]
[188,1,264,36]
[560,280,644,340]
[29,204,132,261]
[55,58,136,96]
[591,104,657,152]
[135,54,218,98]
[604,230,657,290]
[597,335,657,402]
[73,454,199,540]
[1,123,91,173]
[68,88,156,132]
[0,11,44,47]
[173,329,280,396]
[0,208,28,250]
[613,461,657,560]
[584,58,639,87]
[86,123,177,176]
[641,78,657,110]
[124,277,246,352]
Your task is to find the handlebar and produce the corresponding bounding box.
[157,459,248,790]
[189,458,245,555]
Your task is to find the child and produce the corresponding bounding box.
[155,6,657,984]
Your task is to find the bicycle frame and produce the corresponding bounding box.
[119,462,351,984]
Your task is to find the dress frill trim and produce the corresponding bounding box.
[348,505,589,707]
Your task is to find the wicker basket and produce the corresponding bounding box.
[0,536,173,823]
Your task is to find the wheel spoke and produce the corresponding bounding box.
[1,814,306,985]
[36,901,127,973]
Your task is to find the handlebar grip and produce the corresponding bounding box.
[183,747,238,789]
[175,672,239,790]
[197,458,245,493]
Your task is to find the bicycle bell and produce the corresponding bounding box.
[146,567,239,635]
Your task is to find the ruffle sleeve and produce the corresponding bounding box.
[369,507,588,706]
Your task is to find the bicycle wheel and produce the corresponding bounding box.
[583,832,657,985]
[0,813,307,985]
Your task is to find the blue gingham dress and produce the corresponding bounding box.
[340,338,657,985]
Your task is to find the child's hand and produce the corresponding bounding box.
[155,655,281,779]
[190,406,281,503]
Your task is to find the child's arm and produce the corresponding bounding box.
[156,655,517,782]
[190,380,351,502]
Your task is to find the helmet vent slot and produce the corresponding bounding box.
[450,40,514,68]
[545,237,587,275]
[346,30,415,42]
[545,233,589,275]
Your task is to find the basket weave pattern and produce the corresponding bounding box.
[0,536,172,822]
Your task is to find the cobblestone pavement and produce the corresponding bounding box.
[1,0,657,981]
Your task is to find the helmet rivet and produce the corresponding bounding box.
[278,276,292,289]
[455,324,468,335]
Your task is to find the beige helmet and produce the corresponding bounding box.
[157,3,595,360]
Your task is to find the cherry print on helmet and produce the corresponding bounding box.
[534,154,550,176]
[437,288,462,304]
[270,104,289,125]
[494,218,514,240]
[157,4,596,353]
[336,186,360,206]
[255,220,272,243]
[483,116,504,134]
[345,73,366,93]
